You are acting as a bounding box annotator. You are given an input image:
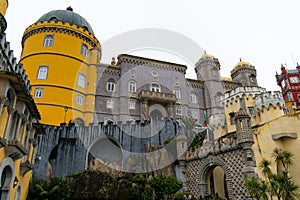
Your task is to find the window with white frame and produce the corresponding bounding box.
[43,34,54,47]
[128,81,136,92]
[76,95,83,105]
[107,99,113,109]
[81,43,88,57]
[37,66,48,80]
[287,92,293,101]
[129,100,135,109]
[176,106,182,115]
[173,88,181,99]
[190,93,197,103]
[150,83,160,92]
[107,78,116,92]
[34,88,44,98]
[77,74,86,88]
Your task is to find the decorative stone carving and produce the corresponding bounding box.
[6,139,28,161]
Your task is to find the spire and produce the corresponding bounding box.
[66,6,73,12]
[239,58,242,62]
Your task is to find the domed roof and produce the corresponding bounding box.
[233,59,254,70]
[201,51,215,60]
[37,7,94,35]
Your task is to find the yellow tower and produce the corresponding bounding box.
[0,0,8,33]
[20,7,101,126]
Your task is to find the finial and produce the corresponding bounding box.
[239,58,242,62]
[297,62,299,66]
[204,50,206,54]
[66,6,73,12]
[111,57,116,65]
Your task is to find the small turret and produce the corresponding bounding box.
[231,59,258,87]
[234,108,256,175]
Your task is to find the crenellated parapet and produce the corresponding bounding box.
[254,91,285,112]
[22,20,100,48]
[195,54,221,72]
[185,132,239,161]
[220,86,266,107]
[117,54,187,74]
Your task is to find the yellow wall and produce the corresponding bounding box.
[252,111,300,189]
[0,0,8,16]
[20,21,100,126]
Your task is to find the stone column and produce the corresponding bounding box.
[3,106,13,139]
[141,99,149,122]
[167,102,174,119]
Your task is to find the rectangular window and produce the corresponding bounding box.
[107,99,113,109]
[37,66,48,80]
[76,95,83,105]
[129,100,135,109]
[248,107,255,116]
[77,73,86,88]
[43,34,54,47]
[176,106,182,115]
[81,43,88,57]
[34,88,44,98]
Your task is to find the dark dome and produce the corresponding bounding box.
[37,8,94,35]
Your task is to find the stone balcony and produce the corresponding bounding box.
[139,90,177,103]
[6,139,28,161]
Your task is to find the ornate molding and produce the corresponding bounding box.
[20,160,34,176]
[139,90,177,103]
[6,139,28,161]
[186,79,204,89]
[0,14,7,33]
[117,54,187,74]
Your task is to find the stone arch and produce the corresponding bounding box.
[198,156,233,199]
[0,157,15,200]
[86,135,123,171]
[149,104,167,120]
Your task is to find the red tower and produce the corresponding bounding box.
[276,64,300,110]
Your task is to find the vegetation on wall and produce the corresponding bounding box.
[27,170,183,200]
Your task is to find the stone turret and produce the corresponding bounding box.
[195,52,225,139]
[231,59,258,87]
[235,108,256,175]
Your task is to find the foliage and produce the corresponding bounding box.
[27,177,71,200]
[148,175,183,200]
[244,148,299,200]
[68,170,118,200]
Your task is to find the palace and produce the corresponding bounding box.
[0,3,300,199]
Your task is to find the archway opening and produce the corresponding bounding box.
[207,166,228,199]
[0,166,13,199]
[87,136,123,172]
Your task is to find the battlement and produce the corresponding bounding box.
[254,91,285,112]
[22,20,100,48]
[220,86,266,106]
[0,33,32,94]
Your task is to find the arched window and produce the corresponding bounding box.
[150,83,161,92]
[0,166,13,199]
[107,79,116,92]
[81,43,88,57]
[43,34,54,47]
[173,88,181,99]
[128,81,136,92]
[14,186,21,200]
[190,92,197,103]
[34,88,44,98]
[175,106,182,115]
[37,66,48,80]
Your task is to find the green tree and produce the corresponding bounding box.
[148,175,183,200]
[27,177,71,200]
[244,148,299,200]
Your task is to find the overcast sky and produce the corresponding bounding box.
[5,0,300,91]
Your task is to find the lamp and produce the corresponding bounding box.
[64,106,68,123]
[13,177,18,188]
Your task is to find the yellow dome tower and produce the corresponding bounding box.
[20,7,101,126]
